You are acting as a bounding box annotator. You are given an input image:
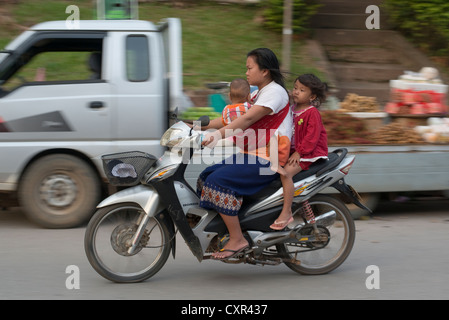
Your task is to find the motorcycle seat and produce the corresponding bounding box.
[243,149,345,204]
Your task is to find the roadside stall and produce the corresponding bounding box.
[318,67,449,217]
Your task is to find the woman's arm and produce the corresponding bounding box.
[202,117,225,130]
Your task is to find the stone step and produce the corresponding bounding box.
[314,29,397,46]
[332,62,405,83]
[311,13,368,30]
[324,45,402,64]
[316,0,384,14]
[335,81,390,104]
[311,13,389,30]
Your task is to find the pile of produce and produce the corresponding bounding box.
[386,68,448,115]
[321,111,373,145]
[371,123,424,144]
[180,107,221,121]
[415,118,449,143]
[339,93,380,112]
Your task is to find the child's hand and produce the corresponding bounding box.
[288,152,301,166]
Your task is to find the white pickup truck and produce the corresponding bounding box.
[0,18,183,227]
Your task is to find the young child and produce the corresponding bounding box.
[202,78,251,130]
[270,74,328,230]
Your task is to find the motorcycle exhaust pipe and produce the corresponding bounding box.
[307,209,336,228]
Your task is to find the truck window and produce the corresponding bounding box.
[2,51,93,91]
[0,33,105,93]
[126,35,149,82]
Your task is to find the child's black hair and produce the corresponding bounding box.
[295,74,327,107]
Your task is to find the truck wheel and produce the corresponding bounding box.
[19,154,101,228]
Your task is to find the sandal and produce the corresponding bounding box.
[212,244,249,260]
[270,216,294,230]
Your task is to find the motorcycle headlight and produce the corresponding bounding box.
[160,128,183,147]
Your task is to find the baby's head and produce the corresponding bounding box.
[229,78,250,104]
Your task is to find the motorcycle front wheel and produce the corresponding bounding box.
[277,194,355,275]
[84,203,171,283]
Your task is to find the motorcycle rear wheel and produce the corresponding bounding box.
[84,203,171,283]
[277,194,355,275]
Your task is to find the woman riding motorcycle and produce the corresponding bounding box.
[199,48,292,260]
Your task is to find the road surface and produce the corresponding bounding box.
[0,198,448,301]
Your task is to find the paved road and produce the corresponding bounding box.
[0,198,448,301]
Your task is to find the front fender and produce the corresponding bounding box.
[98,184,176,258]
[98,185,164,216]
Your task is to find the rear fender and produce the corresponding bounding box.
[332,179,372,213]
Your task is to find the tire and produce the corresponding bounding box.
[84,204,171,283]
[277,194,355,275]
[18,154,101,228]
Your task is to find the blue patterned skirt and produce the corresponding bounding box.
[197,153,279,216]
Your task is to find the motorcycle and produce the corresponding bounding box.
[84,115,371,283]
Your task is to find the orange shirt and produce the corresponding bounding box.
[221,102,251,126]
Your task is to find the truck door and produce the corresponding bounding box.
[106,31,165,157]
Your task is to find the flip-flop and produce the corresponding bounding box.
[270,216,294,230]
[212,245,250,260]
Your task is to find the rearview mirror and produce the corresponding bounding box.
[197,115,210,127]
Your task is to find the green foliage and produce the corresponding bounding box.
[261,0,320,34]
[12,0,93,25]
[0,1,324,89]
[384,0,449,60]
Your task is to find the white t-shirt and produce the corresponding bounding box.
[246,81,292,166]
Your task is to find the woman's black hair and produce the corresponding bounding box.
[247,48,286,90]
[296,74,327,107]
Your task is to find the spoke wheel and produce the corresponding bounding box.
[277,194,355,275]
[84,204,171,283]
